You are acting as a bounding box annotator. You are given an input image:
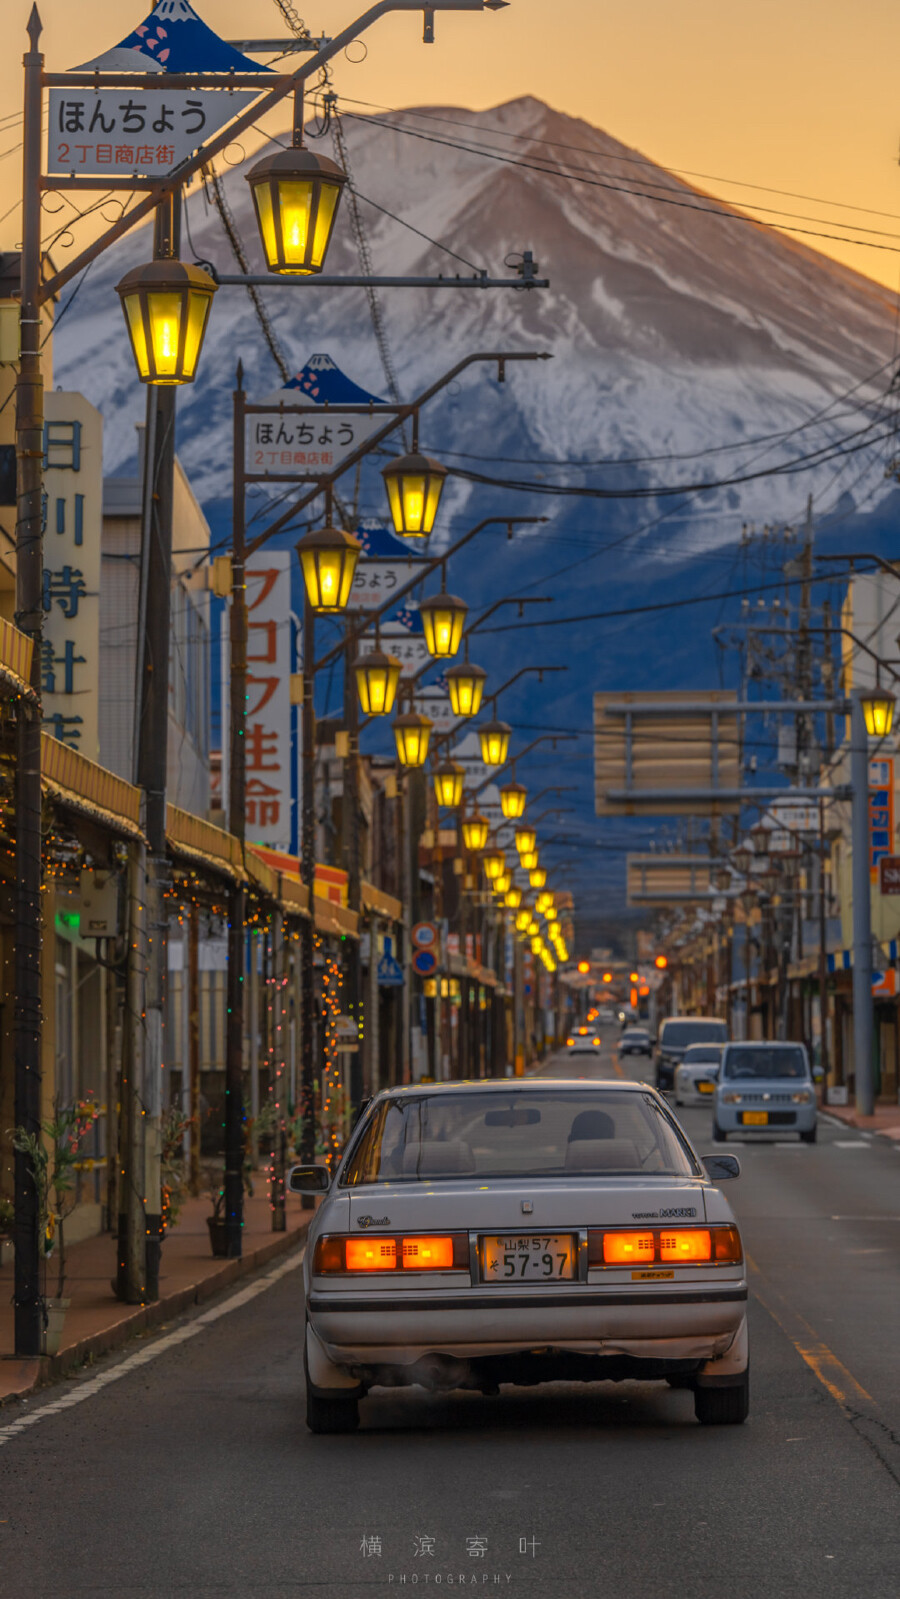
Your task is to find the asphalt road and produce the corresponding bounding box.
[2,1029,899,1599]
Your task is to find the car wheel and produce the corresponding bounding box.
[800,1125,817,1145]
[694,1370,749,1426]
[712,1121,727,1143]
[306,1389,360,1434]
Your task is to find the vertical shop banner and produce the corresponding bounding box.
[222,553,294,852]
[41,393,102,760]
[869,756,895,880]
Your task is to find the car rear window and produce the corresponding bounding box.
[722,1046,808,1080]
[341,1090,699,1185]
[682,1045,722,1063]
[660,1020,727,1049]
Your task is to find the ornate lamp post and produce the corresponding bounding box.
[116,258,218,384]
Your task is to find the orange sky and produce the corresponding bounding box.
[3,0,900,291]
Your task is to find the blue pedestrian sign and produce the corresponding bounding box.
[377,935,404,987]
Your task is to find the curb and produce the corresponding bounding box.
[0,1217,310,1408]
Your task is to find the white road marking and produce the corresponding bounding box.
[833,1140,870,1149]
[0,1247,305,1449]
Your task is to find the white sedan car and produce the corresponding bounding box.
[291,1079,748,1433]
[674,1044,724,1107]
[566,1026,602,1056]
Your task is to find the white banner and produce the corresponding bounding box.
[367,622,430,678]
[244,408,386,478]
[48,87,255,177]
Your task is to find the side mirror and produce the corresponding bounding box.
[702,1154,741,1180]
[287,1164,330,1195]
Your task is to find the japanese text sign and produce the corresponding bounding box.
[223,554,293,852]
[42,393,102,758]
[48,87,256,178]
[869,757,895,880]
[244,408,386,478]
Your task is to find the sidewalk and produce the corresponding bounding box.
[0,1189,313,1406]
[820,1100,900,1140]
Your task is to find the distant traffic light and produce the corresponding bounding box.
[654,954,668,970]
[577,960,590,974]
[603,972,613,983]
[630,971,639,983]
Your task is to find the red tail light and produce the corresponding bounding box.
[587,1224,741,1268]
[313,1233,468,1274]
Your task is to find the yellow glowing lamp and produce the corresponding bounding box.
[536,891,553,915]
[381,451,448,538]
[603,971,613,983]
[499,782,527,820]
[446,661,487,719]
[861,688,896,738]
[462,812,490,851]
[478,719,512,767]
[529,866,547,889]
[296,525,361,613]
[530,935,544,954]
[246,147,347,275]
[543,954,557,972]
[433,760,465,808]
[527,919,540,937]
[577,959,590,975]
[419,591,467,658]
[494,871,512,895]
[519,848,538,871]
[116,258,217,385]
[393,711,432,768]
[655,954,668,970]
[544,905,558,922]
[505,886,522,908]
[482,849,506,882]
[515,828,537,858]
[515,908,531,932]
[354,649,402,716]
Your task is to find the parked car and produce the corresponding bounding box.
[619,1027,653,1058]
[293,1079,748,1432]
[674,1044,723,1106]
[713,1042,817,1143]
[656,1017,729,1091]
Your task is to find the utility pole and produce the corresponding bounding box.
[299,590,317,1185]
[225,365,247,1256]
[13,5,46,1356]
[342,632,363,1118]
[850,691,875,1116]
[817,797,830,1086]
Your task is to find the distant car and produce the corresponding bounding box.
[674,1045,723,1106]
[656,1017,729,1091]
[619,1027,652,1058]
[566,1027,602,1056]
[597,1006,617,1024]
[713,1042,817,1143]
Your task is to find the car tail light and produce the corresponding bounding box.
[345,1237,398,1271]
[601,1231,655,1265]
[313,1233,469,1274]
[712,1224,742,1262]
[659,1229,712,1263]
[592,1038,600,1046]
[567,1037,574,1047]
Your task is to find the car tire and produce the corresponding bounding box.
[800,1125,817,1145]
[306,1389,360,1433]
[712,1121,727,1143]
[694,1370,749,1426]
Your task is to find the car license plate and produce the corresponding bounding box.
[481,1234,576,1282]
[742,1110,769,1125]
[697,1081,714,1094]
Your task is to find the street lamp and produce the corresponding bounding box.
[494,871,512,895]
[382,444,448,538]
[544,905,558,922]
[519,848,539,871]
[515,824,537,856]
[732,843,753,876]
[536,891,553,914]
[529,866,547,888]
[500,781,527,820]
[246,146,347,276]
[505,886,523,908]
[433,760,465,808]
[296,525,361,612]
[419,588,467,658]
[446,660,487,718]
[482,849,506,882]
[861,686,896,738]
[462,811,490,851]
[116,258,218,385]
[478,719,512,767]
[515,908,531,932]
[393,711,432,767]
[530,934,544,954]
[354,648,402,716]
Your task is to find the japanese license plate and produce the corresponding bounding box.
[481,1234,576,1282]
[741,1110,769,1125]
[697,1080,715,1094]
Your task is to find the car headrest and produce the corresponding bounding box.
[401,1140,476,1175]
[567,1110,615,1142]
[564,1138,639,1172]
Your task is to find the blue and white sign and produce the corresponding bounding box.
[378,936,405,987]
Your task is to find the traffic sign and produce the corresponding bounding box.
[880,856,900,895]
[412,948,438,977]
[412,922,438,949]
[377,950,404,986]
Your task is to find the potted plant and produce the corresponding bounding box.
[10,1094,100,1354]
[205,1103,280,1257]
[0,1195,13,1268]
[159,1106,192,1237]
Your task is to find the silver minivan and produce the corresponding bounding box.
[713,1042,817,1143]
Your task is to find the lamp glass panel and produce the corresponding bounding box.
[529,867,547,888]
[480,727,510,765]
[310,182,340,270]
[500,786,526,819]
[182,290,212,381]
[400,473,427,535]
[448,673,484,719]
[494,872,511,894]
[394,721,430,767]
[146,290,184,381]
[863,696,895,737]
[515,826,537,855]
[123,293,150,378]
[356,660,400,716]
[423,474,443,534]
[505,887,522,908]
[252,182,278,269]
[275,179,314,270]
[515,910,531,931]
[423,604,464,658]
[385,476,405,536]
[483,852,505,880]
[462,817,489,851]
[519,849,538,871]
[434,768,463,807]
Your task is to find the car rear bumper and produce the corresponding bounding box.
[307,1282,747,1367]
[715,1102,816,1132]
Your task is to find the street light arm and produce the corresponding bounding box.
[420,663,566,757]
[471,733,577,797]
[39,0,507,303]
[247,352,550,556]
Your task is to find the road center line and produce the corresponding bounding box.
[0,1247,306,1449]
[746,1252,874,1410]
